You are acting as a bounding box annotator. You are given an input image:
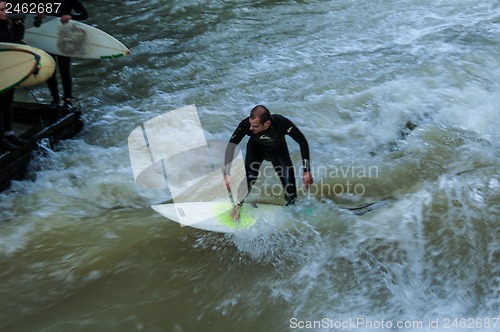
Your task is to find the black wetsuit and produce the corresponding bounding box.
[46,0,88,104]
[225,114,311,205]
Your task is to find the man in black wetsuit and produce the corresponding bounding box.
[0,0,26,150]
[224,105,313,219]
[44,0,88,111]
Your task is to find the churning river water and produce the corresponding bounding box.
[1,0,499,331]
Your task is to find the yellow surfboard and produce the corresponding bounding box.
[0,43,56,88]
[0,48,39,92]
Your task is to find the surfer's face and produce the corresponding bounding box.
[0,2,7,21]
[249,117,270,134]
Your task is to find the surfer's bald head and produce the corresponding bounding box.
[250,105,270,125]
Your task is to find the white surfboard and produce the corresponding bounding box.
[152,201,286,233]
[0,43,56,88]
[23,14,131,59]
[0,48,39,92]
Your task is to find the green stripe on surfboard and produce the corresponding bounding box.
[212,202,255,229]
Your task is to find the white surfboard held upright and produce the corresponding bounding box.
[23,14,131,59]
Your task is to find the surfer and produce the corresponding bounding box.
[0,0,26,150]
[43,0,88,111]
[224,105,313,220]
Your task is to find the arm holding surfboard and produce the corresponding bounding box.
[58,0,88,23]
[33,0,88,22]
[224,105,313,220]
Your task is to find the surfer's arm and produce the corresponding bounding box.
[56,0,88,22]
[283,118,311,173]
[281,117,313,187]
[224,120,251,214]
[296,136,313,187]
[67,1,88,21]
[223,118,249,176]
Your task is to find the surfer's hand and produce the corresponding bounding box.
[302,171,313,188]
[61,15,72,24]
[230,204,240,222]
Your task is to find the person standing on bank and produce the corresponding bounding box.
[45,0,88,111]
[224,105,314,220]
[0,1,26,150]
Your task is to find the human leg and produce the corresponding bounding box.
[0,89,21,150]
[271,154,297,205]
[237,141,264,204]
[46,55,60,107]
[58,56,73,110]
